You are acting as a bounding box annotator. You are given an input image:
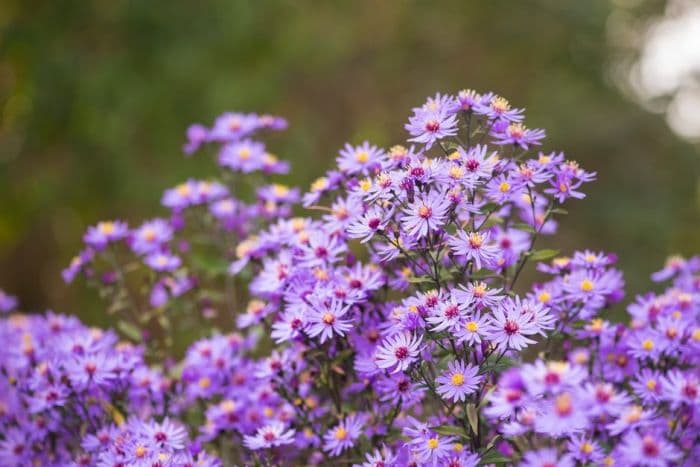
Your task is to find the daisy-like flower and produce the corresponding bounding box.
[453,281,503,310]
[375,332,423,373]
[405,107,459,149]
[521,448,574,467]
[487,299,540,351]
[359,444,398,467]
[347,205,391,243]
[454,312,489,345]
[534,391,589,436]
[143,418,188,450]
[83,220,129,250]
[493,123,545,149]
[243,422,296,450]
[447,230,498,270]
[323,414,364,457]
[337,141,385,175]
[144,251,181,272]
[0,289,18,313]
[400,190,450,239]
[411,433,456,465]
[131,219,173,255]
[426,296,466,333]
[436,360,483,402]
[218,138,266,173]
[306,298,353,343]
[618,430,681,467]
[662,370,699,408]
[567,435,604,464]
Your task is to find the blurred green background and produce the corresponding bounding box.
[1,0,698,323]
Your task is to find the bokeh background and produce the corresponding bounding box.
[1,0,699,324]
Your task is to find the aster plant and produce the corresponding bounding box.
[0,90,698,466]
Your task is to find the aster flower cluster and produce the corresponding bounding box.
[0,311,220,465]
[0,90,697,466]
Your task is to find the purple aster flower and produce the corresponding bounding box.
[454,312,489,345]
[425,297,466,333]
[131,218,173,255]
[323,414,364,457]
[243,422,295,450]
[447,230,498,269]
[144,251,181,272]
[567,435,604,464]
[487,299,539,351]
[521,448,574,467]
[296,231,347,267]
[545,173,586,203]
[662,370,699,408]
[219,139,267,173]
[435,360,483,402]
[66,352,117,390]
[359,444,398,467]
[618,430,681,467]
[375,332,423,373]
[337,141,385,175]
[209,112,259,141]
[183,123,209,155]
[143,418,188,450]
[347,206,391,243]
[473,95,524,122]
[0,289,18,313]
[492,123,545,149]
[306,298,353,343]
[411,433,455,465]
[405,106,459,149]
[62,248,94,283]
[400,190,451,239]
[83,220,128,250]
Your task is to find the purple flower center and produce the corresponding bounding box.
[466,159,480,171]
[544,372,560,385]
[315,246,328,258]
[418,205,432,219]
[155,431,167,442]
[349,279,362,289]
[368,218,381,230]
[84,362,97,375]
[394,346,409,360]
[410,167,425,178]
[425,120,440,132]
[683,383,698,399]
[444,305,459,319]
[642,436,659,457]
[503,320,519,335]
[290,318,302,330]
[263,432,276,442]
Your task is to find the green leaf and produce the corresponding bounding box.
[407,275,436,284]
[117,320,141,341]
[530,249,560,261]
[512,222,536,234]
[433,424,468,438]
[466,403,479,434]
[551,207,568,215]
[478,450,511,465]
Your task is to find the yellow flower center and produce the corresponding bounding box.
[451,373,465,386]
[646,379,657,391]
[466,321,479,332]
[537,291,551,303]
[334,427,347,440]
[498,181,510,193]
[641,339,654,351]
[427,438,439,450]
[99,222,115,235]
[238,147,251,160]
[453,443,463,452]
[322,313,335,325]
[580,279,594,292]
[135,445,147,458]
[359,178,372,192]
[554,393,573,416]
[311,177,329,192]
[355,151,369,163]
[198,377,211,389]
[580,442,594,454]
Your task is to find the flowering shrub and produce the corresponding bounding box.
[0,90,698,466]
